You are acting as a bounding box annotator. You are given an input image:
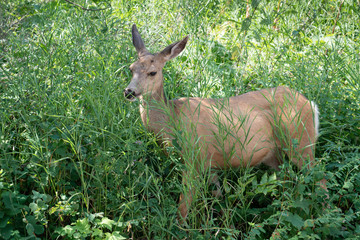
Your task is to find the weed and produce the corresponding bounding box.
[0,0,359,239]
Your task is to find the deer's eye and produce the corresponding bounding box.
[149,72,157,76]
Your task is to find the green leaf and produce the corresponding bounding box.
[1,192,13,211]
[223,178,231,193]
[355,224,360,234]
[34,223,44,235]
[99,217,114,231]
[260,173,268,185]
[343,181,354,191]
[251,0,261,9]
[293,199,311,214]
[32,190,42,200]
[105,231,127,240]
[284,212,304,230]
[269,172,277,182]
[0,225,13,240]
[74,218,91,235]
[297,184,306,194]
[58,225,76,236]
[313,171,324,182]
[26,215,37,225]
[0,215,9,228]
[26,223,35,235]
[241,18,251,32]
[292,30,299,37]
[171,138,182,151]
[92,228,104,237]
[260,17,271,26]
[303,219,315,228]
[29,202,38,212]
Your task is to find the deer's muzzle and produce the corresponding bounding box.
[124,88,137,101]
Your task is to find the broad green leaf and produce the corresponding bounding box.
[105,231,127,240]
[59,225,76,236]
[29,202,38,212]
[75,218,91,235]
[284,212,304,230]
[26,223,35,236]
[34,224,45,235]
[260,173,268,185]
[343,181,354,191]
[92,228,104,237]
[99,217,114,231]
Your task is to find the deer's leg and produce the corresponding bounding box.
[179,192,193,222]
[210,172,222,198]
[262,150,281,171]
[290,140,328,193]
[178,170,222,223]
[178,171,195,223]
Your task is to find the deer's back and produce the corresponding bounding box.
[169,86,315,168]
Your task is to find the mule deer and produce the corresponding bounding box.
[124,24,324,221]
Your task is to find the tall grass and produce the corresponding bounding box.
[0,0,359,239]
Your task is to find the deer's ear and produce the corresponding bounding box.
[159,36,188,61]
[132,24,149,57]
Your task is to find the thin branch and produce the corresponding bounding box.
[325,0,344,56]
[62,0,110,11]
[273,0,284,31]
[246,0,250,18]
[332,0,344,34]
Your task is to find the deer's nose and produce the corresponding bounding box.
[124,88,136,100]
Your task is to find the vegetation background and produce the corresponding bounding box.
[0,0,359,239]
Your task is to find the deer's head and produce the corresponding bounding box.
[124,24,188,101]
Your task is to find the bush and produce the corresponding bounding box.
[0,0,359,239]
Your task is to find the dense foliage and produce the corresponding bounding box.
[0,0,359,239]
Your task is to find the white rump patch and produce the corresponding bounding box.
[311,101,320,138]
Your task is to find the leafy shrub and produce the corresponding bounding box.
[0,0,359,239]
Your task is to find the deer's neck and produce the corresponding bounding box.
[139,83,170,136]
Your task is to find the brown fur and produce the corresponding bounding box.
[125,24,322,222]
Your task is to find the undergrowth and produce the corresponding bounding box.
[0,0,359,239]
